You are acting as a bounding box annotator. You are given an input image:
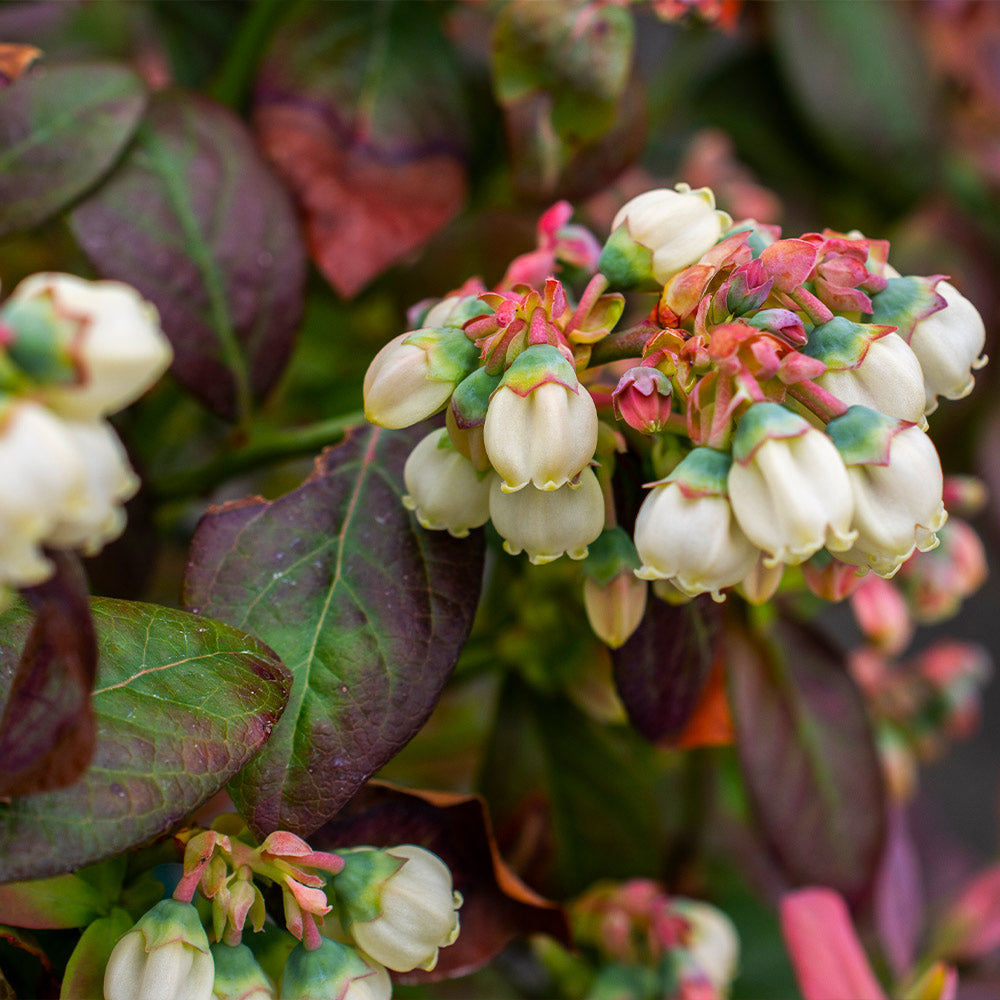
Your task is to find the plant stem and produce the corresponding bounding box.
[151,410,363,500]
[210,0,295,108]
[588,323,658,367]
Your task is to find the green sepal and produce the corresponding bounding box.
[732,402,809,465]
[330,848,405,926]
[0,296,77,385]
[725,221,777,257]
[825,404,903,466]
[402,327,480,384]
[210,942,274,999]
[598,223,658,292]
[583,527,641,585]
[450,366,502,428]
[497,343,577,397]
[799,316,890,370]
[868,275,946,341]
[659,446,732,498]
[280,939,372,1000]
[136,898,210,955]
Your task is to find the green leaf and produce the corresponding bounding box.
[0,871,108,929]
[70,89,306,423]
[183,423,485,838]
[60,907,134,1000]
[0,62,147,237]
[0,599,290,883]
[478,675,663,898]
[725,619,886,903]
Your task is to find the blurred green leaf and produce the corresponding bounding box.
[0,62,146,237]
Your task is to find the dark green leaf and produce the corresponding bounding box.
[479,675,663,898]
[70,89,306,423]
[0,62,146,237]
[726,620,886,903]
[183,424,485,838]
[0,599,290,883]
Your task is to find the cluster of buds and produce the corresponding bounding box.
[0,272,171,592]
[103,818,462,1000]
[363,182,988,643]
[554,878,740,999]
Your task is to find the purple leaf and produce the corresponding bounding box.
[874,805,924,979]
[0,62,146,237]
[726,619,886,903]
[70,89,306,422]
[183,424,485,839]
[0,552,96,797]
[610,595,721,744]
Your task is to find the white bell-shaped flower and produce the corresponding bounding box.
[633,448,760,601]
[402,428,492,538]
[489,466,604,565]
[728,403,856,566]
[9,272,172,419]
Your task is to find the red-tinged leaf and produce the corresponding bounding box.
[726,620,886,902]
[610,596,721,744]
[0,551,96,796]
[183,423,485,839]
[313,782,571,983]
[0,870,107,929]
[936,862,1000,961]
[0,62,146,237]
[59,907,134,1000]
[873,806,924,980]
[252,2,468,298]
[0,599,289,883]
[780,887,888,1000]
[0,923,57,997]
[0,44,40,87]
[70,89,305,423]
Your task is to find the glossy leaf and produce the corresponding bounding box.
[726,620,886,902]
[253,1,468,298]
[610,596,720,744]
[0,599,290,883]
[314,782,571,983]
[478,674,663,898]
[0,552,96,796]
[0,62,146,237]
[183,424,485,839]
[70,89,306,423]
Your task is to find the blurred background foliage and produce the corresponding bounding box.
[1,1,1000,997]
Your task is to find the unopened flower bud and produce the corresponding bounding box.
[671,898,740,994]
[280,940,390,1000]
[612,366,673,433]
[849,575,914,655]
[333,845,461,973]
[634,448,759,601]
[583,566,648,649]
[104,899,214,1000]
[490,467,605,565]
[801,552,862,602]
[210,942,274,1000]
[728,403,856,566]
[6,272,172,419]
[600,184,732,289]
[403,428,492,537]
[484,344,598,493]
[363,328,479,429]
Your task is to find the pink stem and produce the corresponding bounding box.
[788,379,849,422]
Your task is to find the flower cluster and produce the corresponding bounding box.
[363,182,988,643]
[0,272,172,592]
[103,820,462,1000]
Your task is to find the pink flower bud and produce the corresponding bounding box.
[850,575,914,655]
[612,366,674,433]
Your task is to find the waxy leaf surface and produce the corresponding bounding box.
[0,553,96,796]
[71,89,305,422]
[253,1,468,298]
[611,596,720,744]
[726,620,886,903]
[0,62,146,237]
[184,424,485,838]
[315,782,570,982]
[0,599,289,883]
